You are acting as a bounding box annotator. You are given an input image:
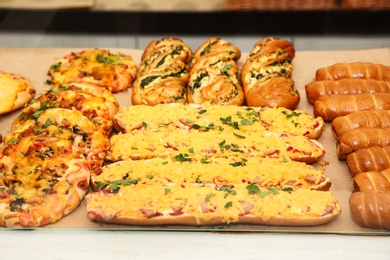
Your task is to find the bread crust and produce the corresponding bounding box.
[241,37,299,109]
[337,128,390,160]
[132,37,192,105]
[346,146,390,176]
[315,62,390,81]
[0,72,35,115]
[313,93,390,121]
[331,110,390,139]
[349,192,390,230]
[305,79,390,104]
[187,37,244,106]
[92,211,340,227]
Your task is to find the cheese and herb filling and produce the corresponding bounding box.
[108,128,324,163]
[85,183,341,225]
[93,156,326,191]
[113,103,324,138]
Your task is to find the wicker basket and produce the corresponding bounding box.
[341,0,390,9]
[225,0,337,10]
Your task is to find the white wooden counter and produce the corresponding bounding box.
[1,230,389,260]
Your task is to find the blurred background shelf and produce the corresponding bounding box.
[0,0,389,51]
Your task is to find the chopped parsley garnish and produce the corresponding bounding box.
[229,158,247,167]
[216,185,236,198]
[220,116,240,130]
[96,54,121,64]
[200,158,211,164]
[95,179,139,193]
[172,153,192,163]
[233,132,246,139]
[224,201,233,208]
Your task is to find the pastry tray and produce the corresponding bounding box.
[1,47,390,235]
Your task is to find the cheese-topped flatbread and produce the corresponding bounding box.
[0,72,35,115]
[48,49,137,93]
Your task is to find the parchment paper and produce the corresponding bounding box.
[1,47,389,234]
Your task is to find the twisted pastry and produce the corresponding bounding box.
[132,37,192,105]
[187,37,244,106]
[241,37,299,109]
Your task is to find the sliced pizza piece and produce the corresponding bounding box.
[12,83,119,136]
[92,156,330,192]
[85,182,341,226]
[4,108,110,177]
[0,136,90,227]
[48,49,137,93]
[113,103,325,139]
[0,71,35,115]
[107,128,325,164]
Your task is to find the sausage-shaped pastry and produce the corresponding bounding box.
[353,169,390,192]
[347,146,390,176]
[331,110,390,139]
[315,62,390,81]
[187,37,244,106]
[349,192,390,230]
[241,37,300,110]
[305,79,390,104]
[337,128,390,160]
[313,93,390,121]
[132,37,192,105]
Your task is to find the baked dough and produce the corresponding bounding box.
[0,72,35,115]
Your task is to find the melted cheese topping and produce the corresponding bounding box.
[108,128,324,163]
[48,49,137,93]
[94,156,324,189]
[0,72,35,114]
[85,183,341,225]
[114,103,323,138]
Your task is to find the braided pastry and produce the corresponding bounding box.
[187,37,244,106]
[132,37,192,105]
[241,37,300,109]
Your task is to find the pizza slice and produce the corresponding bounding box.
[48,49,137,93]
[13,83,119,136]
[0,136,90,227]
[5,108,110,177]
[0,71,35,115]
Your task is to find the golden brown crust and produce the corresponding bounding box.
[92,211,340,227]
[337,128,390,160]
[346,146,390,176]
[353,170,390,192]
[187,37,244,106]
[48,49,137,93]
[305,79,390,104]
[245,75,300,110]
[315,62,390,81]
[313,93,390,121]
[0,72,35,115]
[349,192,390,230]
[132,37,192,105]
[241,37,299,109]
[331,110,390,139]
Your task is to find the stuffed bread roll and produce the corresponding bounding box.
[241,37,300,110]
[132,37,192,105]
[187,37,244,106]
